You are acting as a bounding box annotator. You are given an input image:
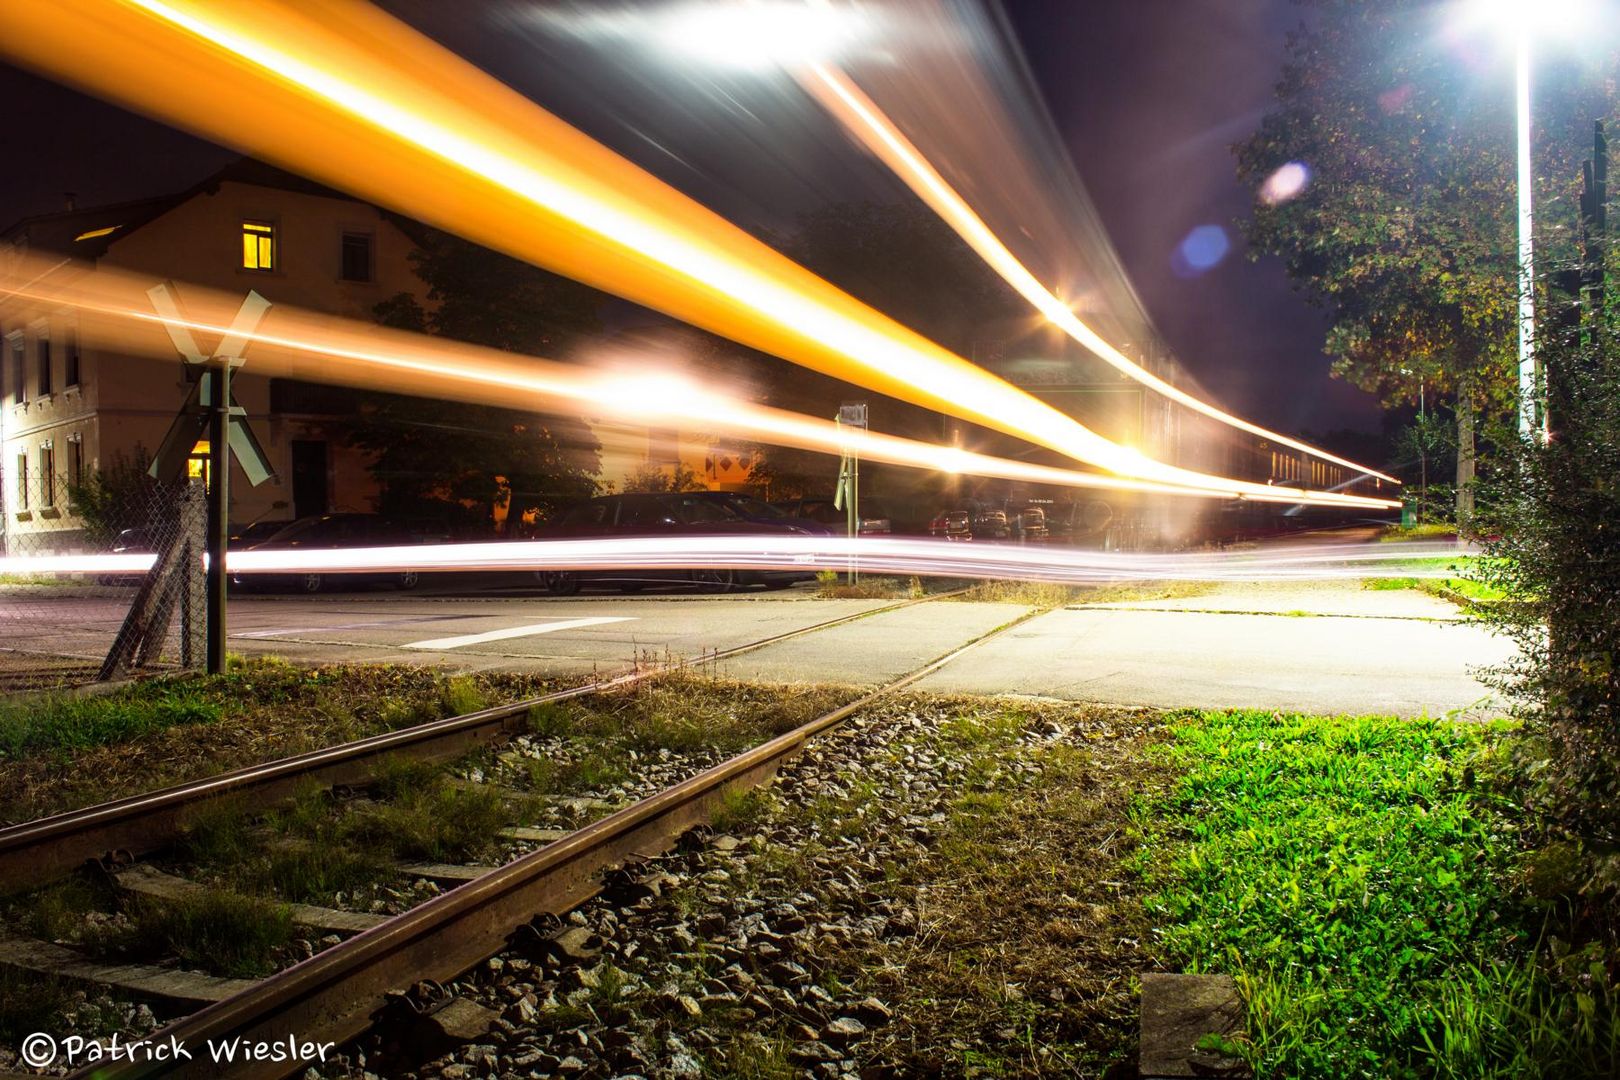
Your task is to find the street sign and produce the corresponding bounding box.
[148,285,275,485]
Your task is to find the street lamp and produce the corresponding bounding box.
[1464,0,1589,441]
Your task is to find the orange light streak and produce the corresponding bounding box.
[801,61,1400,486]
[0,260,1396,509]
[0,0,1390,506]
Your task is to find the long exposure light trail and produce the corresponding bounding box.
[0,0,1389,506]
[0,257,1399,510]
[801,61,1401,486]
[0,538,1470,586]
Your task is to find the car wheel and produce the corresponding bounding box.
[299,573,324,594]
[396,571,421,590]
[690,568,737,593]
[536,570,580,596]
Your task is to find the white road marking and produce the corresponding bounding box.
[401,617,635,651]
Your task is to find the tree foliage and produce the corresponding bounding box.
[1475,252,1620,906]
[63,447,168,546]
[360,231,605,525]
[1237,0,1520,410]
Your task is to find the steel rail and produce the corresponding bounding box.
[64,606,1034,1080]
[0,591,956,890]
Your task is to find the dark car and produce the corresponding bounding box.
[534,492,816,595]
[701,492,839,536]
[772,496,892,535]
[230,520,293,546]
[1009,504,1048,543]
[231,512,441,593]
[927,510,972,541]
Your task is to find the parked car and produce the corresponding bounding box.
[230,520,292,545]
[1009,504,1048,543]
[927,510,972,541]
[771,496,892,535]
[230,512,443,593]
[697,492,839,536]
[534,492,818,595]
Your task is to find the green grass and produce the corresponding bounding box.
[93,889,296,980]
[1137,711,1619,1078]
[0,686,222,759]
[1379,523,1461,542]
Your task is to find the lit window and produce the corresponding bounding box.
[188,439,210,482]
[241,221,275,271]
[340,231,372,282]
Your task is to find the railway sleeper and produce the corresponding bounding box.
[0,935,257,1008]
[109,864,387,936]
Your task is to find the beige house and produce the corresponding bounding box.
[1,160,428,551]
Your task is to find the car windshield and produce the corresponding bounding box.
[723,494,788,518]
[260,516,344,544]
[666,495,742,524]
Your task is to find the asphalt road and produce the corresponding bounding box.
[213,577,1511,717]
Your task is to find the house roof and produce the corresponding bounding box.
[1,157,428,259]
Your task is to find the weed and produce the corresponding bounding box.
[0,968,74,1045]
[0,685,221,759]
[710,788,776,834]
[438,675,488,716]
[100,890,295,979]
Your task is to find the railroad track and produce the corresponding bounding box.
[0,590,955,891]
[0,590,1032,1076]
[1,602,1032,1080]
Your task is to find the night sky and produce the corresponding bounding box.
[0,0,1383,435]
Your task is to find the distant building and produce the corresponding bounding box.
[0,159,429,550]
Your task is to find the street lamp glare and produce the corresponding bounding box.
[1465,0,1591,40]
[653,2,864,72]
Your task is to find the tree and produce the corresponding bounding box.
[620,462,705,494]
[360,231,606,526]
[63,447,168,546]
[1236,0,1533,523]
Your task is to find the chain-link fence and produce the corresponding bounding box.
[0,466,204,691]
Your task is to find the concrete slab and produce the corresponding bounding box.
[714,601,1030,687]
[913,605,1514,716]
[1095,579,1465,620]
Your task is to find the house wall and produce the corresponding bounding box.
[2,181,426,550]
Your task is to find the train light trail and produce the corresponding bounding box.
[798,61,1401,486]
[0,0,1388,506]
[0,537,1472,586]
[0,255,1399,510]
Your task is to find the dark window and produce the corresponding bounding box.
[36,336,50,396]
[561,500,614,527]
[8,339,22,404]
[40,446,54,507]
[619,495,677,528]
[340,232,372,282]
[64,328,80,387]
[67,440,83,489]
[15,452,27,511]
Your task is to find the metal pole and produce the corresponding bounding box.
[206,362,229,674]
[1516,35,1540,440]
[850,447,859,585]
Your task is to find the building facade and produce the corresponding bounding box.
[0,160,428,551]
